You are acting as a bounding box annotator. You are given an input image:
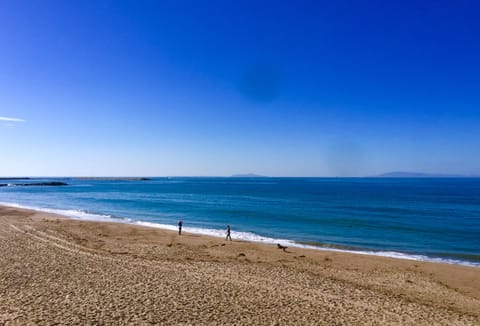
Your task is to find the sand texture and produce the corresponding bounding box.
[1,206,479,325]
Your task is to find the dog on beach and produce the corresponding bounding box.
[277,243,288,252]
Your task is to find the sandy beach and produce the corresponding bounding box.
[1,205,479,325]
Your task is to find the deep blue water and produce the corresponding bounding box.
[1,177,479,266]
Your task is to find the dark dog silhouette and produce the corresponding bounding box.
[277,243,288,252]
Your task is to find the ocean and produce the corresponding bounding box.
[1,177,479,267]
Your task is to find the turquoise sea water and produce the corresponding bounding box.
[1,177,479,266]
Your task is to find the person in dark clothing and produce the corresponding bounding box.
[178,220,183,235]
[225,224,232,241]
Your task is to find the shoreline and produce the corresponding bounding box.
[1,201,479,268]
[1,205,480,324]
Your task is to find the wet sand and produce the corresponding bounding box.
[1,205,479,325]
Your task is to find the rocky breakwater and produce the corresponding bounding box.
[0,182,68,187]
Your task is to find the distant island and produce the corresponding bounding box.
[231,173,267,178]
[374,172,478,178]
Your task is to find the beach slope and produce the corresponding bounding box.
[1,206,479,325]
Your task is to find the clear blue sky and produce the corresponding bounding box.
[1,0,479,176]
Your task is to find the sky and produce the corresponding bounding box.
[1,0,479,177]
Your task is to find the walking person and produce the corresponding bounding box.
[225,224,232,241]
[178,220,183,235]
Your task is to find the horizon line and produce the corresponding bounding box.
[1,174,480,179]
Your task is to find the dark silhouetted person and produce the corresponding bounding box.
[225,225,232,241]
[178,220,183,235]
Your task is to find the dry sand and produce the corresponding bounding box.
[1,205,479,325]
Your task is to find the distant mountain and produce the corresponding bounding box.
[231,173,267,178]
[375,171,476,178]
